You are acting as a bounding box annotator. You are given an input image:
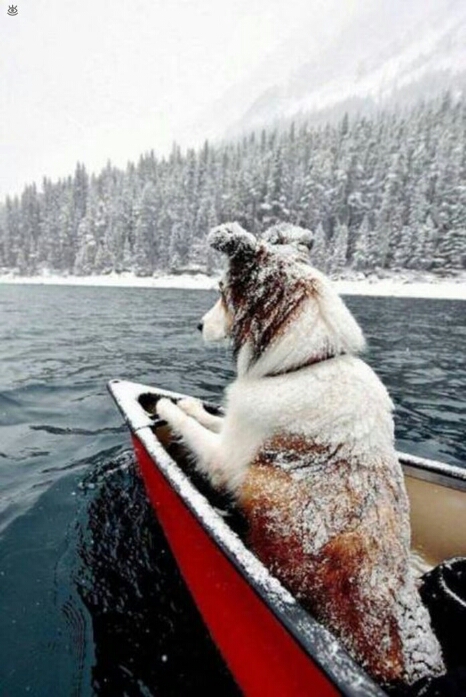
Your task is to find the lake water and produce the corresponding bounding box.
[0,285,464,696]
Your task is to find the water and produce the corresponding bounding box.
[0,285,464,696]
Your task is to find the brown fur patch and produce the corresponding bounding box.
[224,243,318,363]
[237,434,407,683]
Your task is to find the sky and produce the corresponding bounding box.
[0,0,358,201]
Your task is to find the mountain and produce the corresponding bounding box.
[196,0,466,140]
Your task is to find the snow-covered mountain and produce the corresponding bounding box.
[196,0,466,140]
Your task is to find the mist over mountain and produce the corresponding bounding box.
[196,0,466,140]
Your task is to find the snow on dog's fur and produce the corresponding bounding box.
[157,222,444,687]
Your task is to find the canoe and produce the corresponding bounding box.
[108,379,466,697]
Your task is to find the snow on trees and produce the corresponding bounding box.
[0,94,465,277]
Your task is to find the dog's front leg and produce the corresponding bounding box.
[177,397,224,433]
[156,398,225,486]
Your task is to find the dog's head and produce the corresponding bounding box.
[199,222,365,376]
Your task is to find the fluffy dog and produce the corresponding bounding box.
[156,222,444,687]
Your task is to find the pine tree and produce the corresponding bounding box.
[311,222,329,272]
[393,225,414,269]
[330,222,349,275]
[133,182,158,275]
[352,215,371,272]
[74,217,96,275]
[0,94,464,278]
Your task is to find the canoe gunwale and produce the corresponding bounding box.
[399,455,466,491]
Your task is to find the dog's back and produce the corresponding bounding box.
[238,431,431,684]
[223,354,444,685]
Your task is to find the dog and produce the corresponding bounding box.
[156,222,444,687]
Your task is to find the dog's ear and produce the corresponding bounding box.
[263,223,314,252]
[208,222,258,259]
[263,223,314,263]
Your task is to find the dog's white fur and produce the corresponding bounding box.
[200,298,231,344]
[158,267,393,494]
[156,224,444,686]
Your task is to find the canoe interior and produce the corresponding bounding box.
[407,475,466,567]
[139,390,466,572]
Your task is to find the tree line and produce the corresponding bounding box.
[0,93,465,277]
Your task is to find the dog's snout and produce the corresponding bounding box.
[197,321,204,332]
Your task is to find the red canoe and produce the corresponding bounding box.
[108,379,466,697]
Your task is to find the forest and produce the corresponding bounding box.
[0,94,465,277]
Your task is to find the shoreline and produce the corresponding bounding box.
[0,272,464,300]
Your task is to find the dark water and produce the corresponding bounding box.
[0,285,464,696]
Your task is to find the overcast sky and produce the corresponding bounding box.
[0,0,357,201]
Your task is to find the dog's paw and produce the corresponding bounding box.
[156,397,182,425]
[177,397,204,419]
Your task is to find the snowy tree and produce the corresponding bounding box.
[352,215,371,272]
[410,216,438,270]
[330,222,349,274]
[311,222,329,272]
[393,225,414,270]
[0,93,464,277]
[133,182,158,275]
[74,218,96,275]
